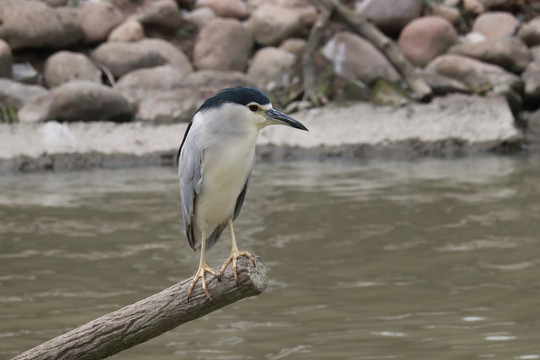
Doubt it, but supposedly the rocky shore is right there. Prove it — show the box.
[0,0,539,172]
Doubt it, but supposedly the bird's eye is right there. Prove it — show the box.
[248,104,259,112]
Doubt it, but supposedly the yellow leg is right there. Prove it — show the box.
[220,218,255,284]
[188,222,218,301]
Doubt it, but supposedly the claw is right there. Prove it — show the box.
[220,251,255,286]
[187,265,219,301]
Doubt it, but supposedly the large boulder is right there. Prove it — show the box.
[517,17,540,47]
[472,11,518,40]
[193,18,253,71]
[108,19,145,43]
[115,65,186,103]
[92,39,192,78]
[195,0,249,19]
[78,1,124,44]
[247,3,304,46]
[0,79,47,109]
[135,0,181,29]
[398,16,458,68]
[0,39,12,78]
[18,81,134,123]
[448,36,531,74]
[357,0,423,36]
[322,31,401,84]
[0,0,82,50]
[44,51,101,88]
[247,47,297,94]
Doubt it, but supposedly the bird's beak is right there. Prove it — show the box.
[265,108,308,131]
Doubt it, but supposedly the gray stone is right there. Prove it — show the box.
[0,0,82,50]
[0,79,48,109]
[182,7,216,28]
[322,31,401,85]
[12,62,38,84]
[247,3,303,46]
[137,39,193,75]
[0,39,12,78]
[137,87,219,123]
[280,38,307,58]
[247,47,297,92]
[108,19,145,43]
[92,41,165,78]
[115,65,187,103]
[193,18,253,71]
[18,81,134,123]
[398,16,458,68]
[78,1,124,44]
[195,0,249,19]
[183,70,254,87]
[135,0,181,29]
[472,11,518,40]
[427,54,522,93]
[448,36,531,74]
[356,0,423,36]
[517,17,540,47]
[44,51,101,88]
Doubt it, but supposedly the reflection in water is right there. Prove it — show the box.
[2,156,540,359]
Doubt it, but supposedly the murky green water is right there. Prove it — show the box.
[2,157,540,359]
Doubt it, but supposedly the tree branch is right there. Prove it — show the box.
[321,0,433,102]
[11,256,267,360]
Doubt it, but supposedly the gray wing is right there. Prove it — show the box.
[177,121,202,251]
[205,154,256,251]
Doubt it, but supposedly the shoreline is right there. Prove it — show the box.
[0,95,524,174]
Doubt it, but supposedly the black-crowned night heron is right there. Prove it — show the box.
[176,87,308,300]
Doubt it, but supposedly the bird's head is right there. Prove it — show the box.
[196,87,308,132]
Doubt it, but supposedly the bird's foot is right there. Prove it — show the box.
[220,250,255,286]
[188,265,219,301]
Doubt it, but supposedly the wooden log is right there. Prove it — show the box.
[320,0,433,102]
[11,256,267,360]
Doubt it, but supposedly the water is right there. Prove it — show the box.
[2,157,540,359]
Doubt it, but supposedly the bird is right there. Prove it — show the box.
[176,87,308,300]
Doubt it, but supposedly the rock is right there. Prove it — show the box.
[526,108,540,149]
[0,0,82,50]
[0,79,47,109]
[18,81,134,123]
[43,0,68,6]
[135,0,181,29]
[531,45,540,62]
[0,39,12,78]
[195,0,249,19]
[92,41,165,78]
[108,19,145,42]
[12,63,38,84]
[115,65,186,103]
[137,39,193,75]
[427,53,523,112]
[92,39,192,79]
[418,69,470,95]
[137,87,219,123]
[322,31,401,85]
[44,51,101,88]
[78,1,124,44]
[522,62,540,106]
[356,0,423,36]
[247,3,303,46]
[280,38,307,57]
[193,18,253,71]
[472,11,518,40]
[463,0,485,14]
[398,16,458,68]
[517,17,540,47]
[247,47,297,92]
[183,70,254,87]
[448,36,531,73]
[183,7,216,28]
[428,3,461,24]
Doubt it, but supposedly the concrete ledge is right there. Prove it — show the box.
[0,94,523,173]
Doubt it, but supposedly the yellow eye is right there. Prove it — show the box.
[248,104,259,112]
